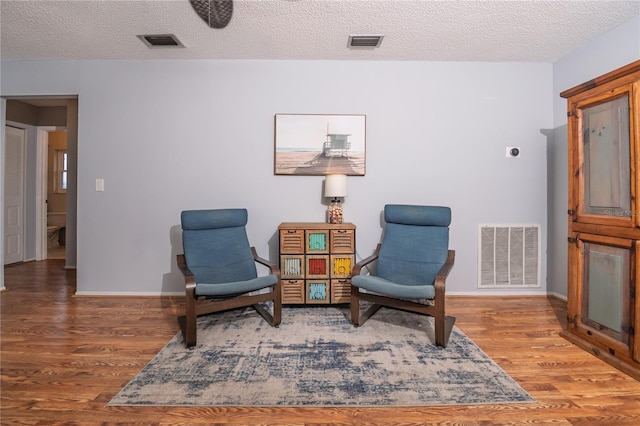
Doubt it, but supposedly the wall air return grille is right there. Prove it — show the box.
[478,225,541,288]
[348,35,384,48]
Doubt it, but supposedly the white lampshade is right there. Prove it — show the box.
[324,174,348,198]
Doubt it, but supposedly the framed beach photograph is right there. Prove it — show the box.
[274,113,366,176]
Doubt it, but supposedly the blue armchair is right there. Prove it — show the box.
[350,205,455,347]
[178,209,282,348]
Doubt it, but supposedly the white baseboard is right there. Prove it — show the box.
[447,290,549,296]
[74,291,185,297]
[546,291,568,301]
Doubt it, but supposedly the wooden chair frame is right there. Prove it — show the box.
[350,245,456,347]
[177,247,282,348]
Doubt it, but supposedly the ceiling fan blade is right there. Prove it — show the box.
[190,0,233,29]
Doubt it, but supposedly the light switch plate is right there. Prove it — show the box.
[95,178,104,192]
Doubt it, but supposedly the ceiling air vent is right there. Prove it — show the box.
[348,34,384,49]
[137,34,185,49]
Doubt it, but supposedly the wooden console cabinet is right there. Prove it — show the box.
[560,60,640,380]
[278,222,356,304]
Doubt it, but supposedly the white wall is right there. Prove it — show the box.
[1,59,552,295]
[553,16,640,128]
[547,16,640,299]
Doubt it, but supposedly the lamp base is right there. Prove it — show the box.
[328,200,343,224]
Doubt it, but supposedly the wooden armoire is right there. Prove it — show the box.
[560,60,640,380]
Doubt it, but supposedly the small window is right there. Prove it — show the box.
[54,150,68,193]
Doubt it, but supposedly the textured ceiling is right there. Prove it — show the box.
[0,0,639,62]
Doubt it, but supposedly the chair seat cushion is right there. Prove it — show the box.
[195,274,278,297]
[352,275,436,299]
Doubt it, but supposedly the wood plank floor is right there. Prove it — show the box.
[2,260,640,425]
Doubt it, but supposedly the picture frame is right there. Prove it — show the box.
[274,113,366,176]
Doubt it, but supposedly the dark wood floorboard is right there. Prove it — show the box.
[2,260,640,425]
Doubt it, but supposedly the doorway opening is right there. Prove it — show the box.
[2,96,78,291]
[46,130,68,260]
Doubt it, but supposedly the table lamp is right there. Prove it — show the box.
[324,174,347,224]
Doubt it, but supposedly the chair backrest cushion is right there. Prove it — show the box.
[377,205,450,286]
[181,209,257,284]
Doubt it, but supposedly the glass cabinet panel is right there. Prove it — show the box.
[581,241,631,345]
[581,95,631,218]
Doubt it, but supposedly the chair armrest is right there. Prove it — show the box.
[351,244,381,276]
[251,247,280,276]
[435,249,455,288]
[177,254,196,294]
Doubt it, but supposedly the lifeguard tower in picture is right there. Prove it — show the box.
[322,124,351,158]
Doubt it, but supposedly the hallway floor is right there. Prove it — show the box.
[47,245,65,260]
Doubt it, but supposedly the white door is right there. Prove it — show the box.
[4,126,25,265]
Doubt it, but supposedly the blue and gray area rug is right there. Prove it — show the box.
[109,305,534,407]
